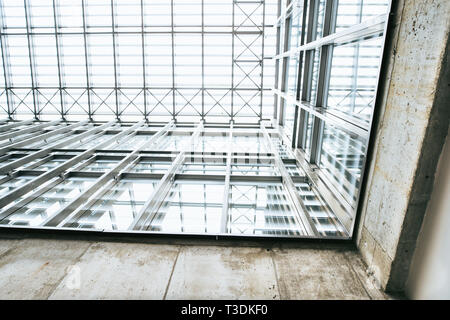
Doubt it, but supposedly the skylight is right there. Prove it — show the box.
[0,0,278,123]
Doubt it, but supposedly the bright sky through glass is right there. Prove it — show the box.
[0,0,278,123]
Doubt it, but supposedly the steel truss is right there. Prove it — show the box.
[0,0,277,124]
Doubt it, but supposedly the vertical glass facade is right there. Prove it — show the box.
[273,0,390,233]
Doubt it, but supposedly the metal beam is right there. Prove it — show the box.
[273,14,387,60]
[0,2,12,118]
[130,121,204,230]
[81,0,92,119]
[0,120,89,156]
[110,0,119,119]
[272,89,369,137]
[0,119,34,132]
[170,0,176,121]
[310,0,337,165]
[23,0,38,119]
[220,120,233,233]
[52,0,64,119]
[0,120,115,173]
[42,121,175,227]
[140,0,147,120]
[259,0,266,122]
[0,119,60,142]
[0,120,145,209]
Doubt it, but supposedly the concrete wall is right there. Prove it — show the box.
[356,0,450,293]
[405,127,450,299]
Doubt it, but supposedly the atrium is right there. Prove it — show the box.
[0,0,448,300]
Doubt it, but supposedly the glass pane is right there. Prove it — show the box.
[327,37,384,124]
[284,101,296,139]
[65,179,157,230]
[148,133,192,151]
[231,163,278,176]
[129,160,171,174]
[116,34,143,87]
[0,177,95,226]
[60,35,87,87]
[336,0,390,33]
[232,135,269,154]
[4,36,31,87]
[320,123,367,206]
[228,182,303,235]
[296,182,346,236]
[1,0,27,29]
[87,34,114,87]
[0,176,34,198]
[310,49,321,105]
[149,181,224,234]
[181,162,226,175]
[81,159,120,172]
[194,133,229,153]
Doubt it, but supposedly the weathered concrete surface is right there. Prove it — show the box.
[165,246,279,300]
[49,242,180,299]
[356,0,450,293]
[271,248,388,300]
[0,238,393,299]
[0,239,18,256]
[0,239,92,299]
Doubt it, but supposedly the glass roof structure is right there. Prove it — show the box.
[0,0,392,240]
[0,0,278,123]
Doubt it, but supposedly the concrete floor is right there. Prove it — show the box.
[0,237,394,300]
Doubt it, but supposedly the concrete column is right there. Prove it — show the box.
[356,0,450,293]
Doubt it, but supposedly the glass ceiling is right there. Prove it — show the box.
[0,0,278,123]
[0,0,392,240]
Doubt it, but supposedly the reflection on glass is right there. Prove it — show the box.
[148,133,192,151]
[150,181,224,234]
[26,132,73,149]
[181,163,226,175]
[0,178,94,226]
[327,37,384,123]
[0,176,34,198]
[228,182,302,235]
[287,55,299,97]
[317,0,327,37]
[289,2,304,49]
[272,137,294,159]
[336,0,390,33]
[232,163,278,176]
[232,135,268,154]
[320,123,366,206]
[81,160,119,172]
[111,134,150,150]
[129,160,171,174]
[64,133,113,150]
[194,134,229,153]
[310,49,321,104]
[285,163,304,176]
[304,112,313,155]
[296,183,346,236]
[66,179,157,230]
[284,102,296,139]
[27,158,69,171]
